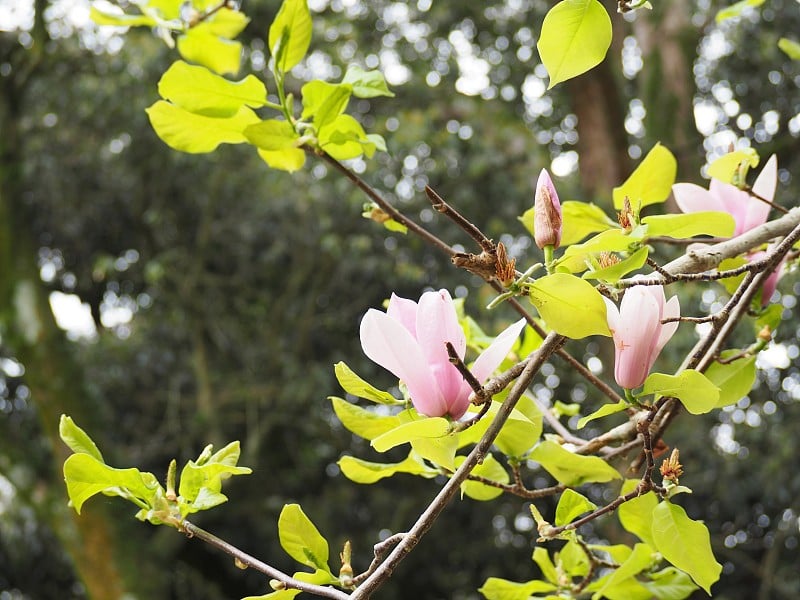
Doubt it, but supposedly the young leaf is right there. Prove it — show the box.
[528,273,612,339]
[617,479,659,548]
[529,440,621,486]
[555,489,597,526]
[715,0,766,23]
[411,432,458,470]
[556,201,618,246]
[59,415,104,463]
[642,212,735,239]
[532,547,559,584]
[478,577,558,600]
[651,501,722,594]
[245,119,300,151]
[330,397,401,441]
[158,61,267,116]
[457,403,542,458]
[192,7,250,39]
[242,569,336,600]
[337,453,437,484]
[642,567,698,600]
[278,504,332,574]
[256,147,306,172]
[706,148,759,183]
[537,0,612,88]
[779,37,800,60]
[90,6,156,27]
[558,539,590,578]
[371,417,451,452]
[591,543,656,600]
[319,114,374,160]
[613,143,677,210]
[641,370,720,415]
[704,352,757,407]
[63,453,160,515]
[146,101,260,153]
[269,0,313,72]
[333,361,401,404]
[177,30,243,76]
[342,65,395,98]
[457,453,509,501]
[178,456,251,515]
[582,246,649,284]
[577,400,628,429]
[301,81,352,127]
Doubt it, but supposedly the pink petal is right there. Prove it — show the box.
[752,154,778,203]
[672,183,725,214]
[614,287,661,389]
[386,293,419,337]
[360,309,447,417]
[654,294,680,357]
[415,290,466,402]
[604,297,620,334]
[470,318,527,384]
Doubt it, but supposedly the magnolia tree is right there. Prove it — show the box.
[58,0,799,598]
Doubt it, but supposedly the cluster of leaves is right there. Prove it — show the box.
[60,415,251,523]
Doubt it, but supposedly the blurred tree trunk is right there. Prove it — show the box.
[0,4,136,598]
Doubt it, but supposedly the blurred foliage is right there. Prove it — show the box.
[1,0,800,599]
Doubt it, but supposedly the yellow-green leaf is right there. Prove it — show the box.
[301,81,352,126]
[59,415,104,463]
[556,201,618,246]
[642,212,735,239]
[177,30,242,76]
[528,273,611,338]
[342,65,395,98]
[651,501,722,594]
[332,361,401,404]
[158,61,267,116]
[779,37,800,60]
[478,577,558,600]
[256,147,306,172]
[618,479,659,547]
[641,370,720,415]
[706,148,759,183]
[576,400,627,429]
[582,246,649,284]
[613,143,677,209]
[529,440,620,486]
[146,101,260,153]
[319,114,373,161]
[330,397,401,441]
[555,489,597,526]
[269,0,312,72]
[457,453,509,501]
[371,417,451,452]
[245,119,300,151]
[337,453,437,484]
[278,504,331,573]
[716,0,766,23]
[537,0,612,88]
[705,352,757,408]
[90,6,156,27]
[591,543,656,600]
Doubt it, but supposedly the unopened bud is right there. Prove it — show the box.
[533,169,562,250]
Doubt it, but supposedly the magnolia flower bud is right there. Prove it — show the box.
[534,169,562,249]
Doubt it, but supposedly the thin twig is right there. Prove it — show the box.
[179,520,350,600]
[425,185,494,252]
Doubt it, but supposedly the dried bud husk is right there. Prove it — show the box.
[495,243,517,286]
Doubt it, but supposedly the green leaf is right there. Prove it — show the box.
[618,479,659,548]
[529,440,621,486]
[319,114,374,160]
[59,415,104,463]
[177,444,251,515]
[301,81,352,127]
[641,370,720,415]
[532,547,559,584]
[642,567,698,600]
[457,453,509,501]
[193,7,250,39]
[457,403,542,458]
[528,273,611,338]
[478,577,558,600]
[586,573,653,600]
[555,489,597,526]
[330,397,401,441]
[342,65,395,98]
[177,30,242,76]
[756,302,783,334]
[537,0,612,88]
[779,37,800,60]
[642,212,736,239]
[558,539,590,577]
[591,543,656,600]
[577,400,628,429]
[157,61,266,116]
[716,0,766,23]
[146,101,260,153]
[410,432,458,470]
[242,569,336,599]
[278,504,331,573]
[613,143,677,210]
[245,119,300,151]
[704,352,757,408]
[337,453,437,484]
[706,148,759,183]
[558,228,644,274]
[90,6,156,27]
[256,147,307,172]
[651,501,722,594]
[582,246,649,284]
[63,453,160,515]
[371,417,451,453]
[269,0,313,72]
[333,362,401,404]
[557,201,618,246]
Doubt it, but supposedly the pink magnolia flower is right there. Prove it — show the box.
[672,155,778,237]
[604,284,680,390]
[534,169,562,249]
[360,290,526,419]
